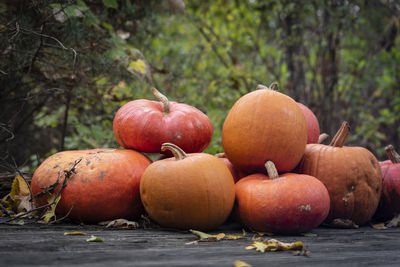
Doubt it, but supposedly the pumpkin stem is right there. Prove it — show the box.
[256,83,279,91]
[269,82,278,91]
[151,88,170,114]
[256,84,268,90]
[385,145,400,164]
[161,143,187,160]
[329,121,350,147]
[318,133,329,144]
[215,152,226,158]
[265,161,279,179]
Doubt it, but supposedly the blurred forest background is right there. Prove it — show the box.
[0,0,399,173]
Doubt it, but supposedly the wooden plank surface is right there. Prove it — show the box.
[0,219,400,267]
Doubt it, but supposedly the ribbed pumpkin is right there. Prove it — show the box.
[374,145,400,220]
[222,84,307,174]
[235,161,330,234]
[140,143,235,230]
[113,88,213,154]
[31,148,151,223]
[298,122,382,226]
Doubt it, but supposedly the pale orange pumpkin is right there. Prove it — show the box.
[298,122,382,226]
[222,83,307,174]
[140,143,235,230]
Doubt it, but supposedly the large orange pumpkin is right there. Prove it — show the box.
[113,88,213,154]
[298,122,382,226]
[235,161,330,234]
[31,148,151,223]
[222,84,307,173]
[140,143,235,230]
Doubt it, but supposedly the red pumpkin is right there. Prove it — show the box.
[298,122,382,226]
[31,148,151,223]
[235,161,330,234]
[374,145,400,220]
[222,84,308,174]
[113,88,213,154]
[140,143,235,230]
[297,102,320,144]
[215,153,246,183]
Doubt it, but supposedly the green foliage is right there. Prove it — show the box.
[1,0,400,172]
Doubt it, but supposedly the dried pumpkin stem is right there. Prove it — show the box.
[318,133,329,144]
[256,82,279,91]
[265,161,279,179]
[329,121,350,147]
[215,152,226,158]
[151,88,170,114]
[269,82,278,91]
[161,143,187,160]
[385,145,400,164]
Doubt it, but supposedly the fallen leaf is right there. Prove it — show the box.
[226,229,247,240]
[64,231,87,236]
[326,218,359,229]
[246,239,304,253]
[233,260,252,267]
[371,223,388,230]
[2,175,32,214]
[386,214,400,228]
[302,233,318,237]
[86,235,104,242]
[101,218,140,229]
[9,219,25,225]
[41,194,61,223]
[189,229,225,242]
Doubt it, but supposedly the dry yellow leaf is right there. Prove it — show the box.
[246,239,304,253]
[41,194,61,223]
[233,260,252,267]
[64,232,87,236]
[189,229,225,242]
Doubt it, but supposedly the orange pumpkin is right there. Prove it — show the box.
[140,143,235,230]
[298,122,382,226]
[222,84,307,174]
[235,161,330,234]
[31,148,151,223]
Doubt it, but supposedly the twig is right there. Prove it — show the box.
[48,205,73,224]
[0,202,14,216]
[0,123,15,142]
[3,158,82,223]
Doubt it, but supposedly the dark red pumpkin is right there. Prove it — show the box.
[31,148,151,223]
[235,161,330,234]
[374,145,400,220]
[113,88,213,154]
[297,102,320,144]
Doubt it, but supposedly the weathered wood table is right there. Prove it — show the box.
[1,218,399,266]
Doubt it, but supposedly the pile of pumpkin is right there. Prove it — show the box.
[30,84,400,233]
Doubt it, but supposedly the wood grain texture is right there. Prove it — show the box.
[0,220,400,266]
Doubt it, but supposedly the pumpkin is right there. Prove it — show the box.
[113,88,213,154]
[297,102,320,144]
[374,145,400,220]
[215,152,246,183]
[298,122,382,226]
[222,83,307,173]
[140,143,235,230]
[235,161,330,234]
[31,148,151,223]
